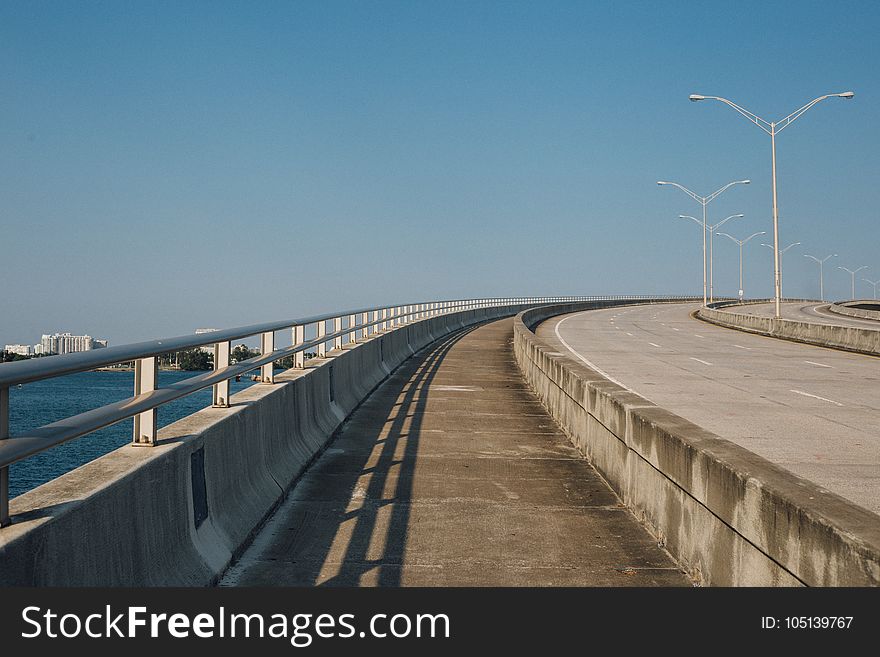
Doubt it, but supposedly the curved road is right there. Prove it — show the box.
[537,302,880,516]
[734,301,880,329]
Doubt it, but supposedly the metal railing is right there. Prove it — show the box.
[0,295,688,525]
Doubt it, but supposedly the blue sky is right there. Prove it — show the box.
[2,1,878,344]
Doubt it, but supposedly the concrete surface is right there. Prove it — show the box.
[738,301,880,329]
[221,318,690,587]
[540,302,880,515]
[517,302,880,586]
[0,303,538,586]
[699,302,880,356]
[828,301,880,322]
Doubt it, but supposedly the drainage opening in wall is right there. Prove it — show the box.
[329,365,335,402]
[191,447,208,528]
[379,338,384,362]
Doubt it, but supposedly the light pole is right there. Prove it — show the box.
[718,231,766,300]
[762,242,800,299]
[803,253,837,302]
[679,213,743,303]
[838,265,869,300]
[689,91,854,318]
[658,179,750,306]
[862,278,880,300]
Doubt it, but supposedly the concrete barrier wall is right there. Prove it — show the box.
[827,301,880,322]
[0,304,529,586]
[513,302,880,586]
[697,303,880,357]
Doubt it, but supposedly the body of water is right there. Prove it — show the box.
[7,369,258,498]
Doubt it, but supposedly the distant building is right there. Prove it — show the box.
[39,332,109,355]
[195,328,219,354]
[4,344,33,356]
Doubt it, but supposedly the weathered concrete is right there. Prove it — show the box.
[698,301,880,356]
[0,304,537,586]
[515,302,880,586]
[542,303,880,515]
[221,318,690,586]
[828,301,880,322]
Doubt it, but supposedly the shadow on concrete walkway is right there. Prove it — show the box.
[220,318,690,586]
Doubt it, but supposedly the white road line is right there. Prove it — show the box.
[733,345,750,350]
[626,332,634,336]
[804,360,832,369]
[790,390,844,407]
[614,326,621,330]
[672,327,680,331]
[690,357,712,366]
[693,334,704,339]
[553,315,648,397]
[648,342,661,348]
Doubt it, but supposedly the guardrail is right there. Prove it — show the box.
[827,300,880,321]
[697,299,880,357]
[0,295,677,527]
[513,300,880,586]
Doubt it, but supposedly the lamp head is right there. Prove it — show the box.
[657,181,669,185]
[838,91,855,99]
[739,180,751,185]
[689,94,706,102]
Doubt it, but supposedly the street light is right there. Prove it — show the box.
[689,91,854,318]
[803,253,837,302]
[679,213,743,303]
[862,278,880,300]
[838,265,869,300]
[718,231,766,300]
[762,242,800,299]
[657,179,750,305]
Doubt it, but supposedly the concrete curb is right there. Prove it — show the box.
[513,301,880,586]
[827,301,880,322]
[696,302,880,357]
[0,304,530,586]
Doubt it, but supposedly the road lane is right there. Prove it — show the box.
[537,302,880,515]
[735,301,880,329]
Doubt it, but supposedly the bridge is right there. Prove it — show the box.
[1,297,878,587]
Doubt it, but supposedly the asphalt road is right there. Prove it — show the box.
[735,301,880,329]
[536,302,880,516]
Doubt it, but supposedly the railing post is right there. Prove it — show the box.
[333,316,343,350]
[362,312,370,339]
[133,356,158,444]
[348,314,357,344]
[261,331,275,383]
[213,341,230,407]
[317,320,326,357]
[0,385,9,526]
[293,325,305,368]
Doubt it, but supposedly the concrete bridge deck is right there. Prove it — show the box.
[221,318,690,587]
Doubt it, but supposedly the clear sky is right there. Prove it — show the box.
[2,1,878,344]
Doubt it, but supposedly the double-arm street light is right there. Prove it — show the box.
[838,265,869,300]
[679,213,743,303]
[718,231,766,300]
[689,91,854,318]
[657,179,750,305]
[862,278,880,301]
[803,253,837,302]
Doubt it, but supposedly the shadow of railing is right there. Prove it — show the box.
[283,325,478,586]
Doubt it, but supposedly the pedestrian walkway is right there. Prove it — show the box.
[220,318,689,586]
